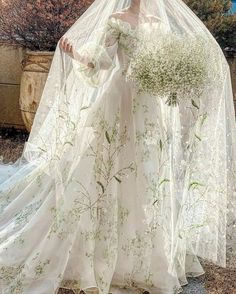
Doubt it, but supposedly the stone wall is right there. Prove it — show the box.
[0,42,26,129]
[0,44,236,130]
[226,51,236,111]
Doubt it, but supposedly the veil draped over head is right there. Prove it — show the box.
[0,0,236,293]
[25,0,236,262]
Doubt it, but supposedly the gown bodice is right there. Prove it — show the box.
[106,17,168,76]
[72,16,168,87]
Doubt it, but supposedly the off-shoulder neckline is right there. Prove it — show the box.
[109,16,163,32]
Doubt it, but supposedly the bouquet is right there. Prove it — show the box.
[126,32,220,106]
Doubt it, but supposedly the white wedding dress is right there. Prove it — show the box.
[0,11,235,294]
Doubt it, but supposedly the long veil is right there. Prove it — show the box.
[0,0,236,293]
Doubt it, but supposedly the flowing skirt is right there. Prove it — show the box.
[0,70,222,294]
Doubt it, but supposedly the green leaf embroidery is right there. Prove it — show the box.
[80,106,90,111]
[153,199,159,205]
[114,176,122,183]
[194,134,201,141]
[190,224,205,229]
[191,99,199,110]
[188,182,204,190]
[97,181,105,193]
[34,260,50,277]
[200,112,208,126]
[38,147,47,152]
[159,178,170,187]
[63,141,73,146]
[159,139,163,151]
[105,131,111,144]
[70,121,76,130]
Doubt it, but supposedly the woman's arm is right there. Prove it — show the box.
[59,37,95,69]
[59,16,120,71]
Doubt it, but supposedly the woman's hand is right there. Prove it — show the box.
[59,36,95,69]
[59,37,74,58]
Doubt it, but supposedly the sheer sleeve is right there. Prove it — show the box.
[72,17,120,87]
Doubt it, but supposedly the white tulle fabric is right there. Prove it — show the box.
[0,0,236,293]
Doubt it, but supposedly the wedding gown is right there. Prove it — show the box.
[0,15,235,294]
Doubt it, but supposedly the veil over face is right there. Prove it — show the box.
[0,0,236,293]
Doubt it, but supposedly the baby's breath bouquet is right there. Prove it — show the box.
[126,31,219,106]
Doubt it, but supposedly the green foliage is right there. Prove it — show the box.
[184,0,236,49]
[0,0,93,51]
[0,0,235,50]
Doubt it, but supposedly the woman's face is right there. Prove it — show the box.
[131,0,141,6]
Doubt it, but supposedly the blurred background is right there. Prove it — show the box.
[232,0,236,11]
[0,1,236,293]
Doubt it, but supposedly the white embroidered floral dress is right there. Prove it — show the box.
[0,17,205,294]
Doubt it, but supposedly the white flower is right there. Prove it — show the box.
[126,32,221,105]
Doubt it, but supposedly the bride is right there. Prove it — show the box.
[0,0,236,293]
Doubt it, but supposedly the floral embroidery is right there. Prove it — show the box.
[0,13,233,294]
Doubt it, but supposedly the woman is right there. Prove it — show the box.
[0,0,236,293]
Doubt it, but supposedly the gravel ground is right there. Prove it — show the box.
[1,127,236,294]
[0,127,28,163]
[182,276,206,294]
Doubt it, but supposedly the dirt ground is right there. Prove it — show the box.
[0,127,236,294]
[204,262,236,294]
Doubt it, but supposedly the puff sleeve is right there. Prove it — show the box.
[72,17,121,87]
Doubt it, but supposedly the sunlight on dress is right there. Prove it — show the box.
[0,1,236,293]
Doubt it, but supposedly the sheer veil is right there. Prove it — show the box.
[0,0,236,292]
